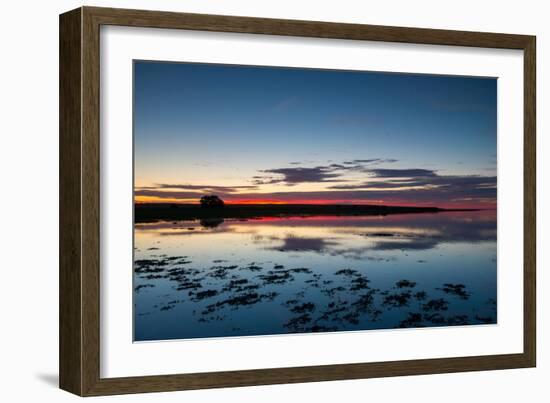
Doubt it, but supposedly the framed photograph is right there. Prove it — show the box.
[59,6,536,396]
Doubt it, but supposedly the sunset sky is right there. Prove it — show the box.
[134,61,497,208]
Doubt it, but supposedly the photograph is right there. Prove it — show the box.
[132,61,498,341]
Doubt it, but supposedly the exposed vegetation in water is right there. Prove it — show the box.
[134,250,496,338]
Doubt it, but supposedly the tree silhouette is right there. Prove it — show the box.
[200,195,225,208]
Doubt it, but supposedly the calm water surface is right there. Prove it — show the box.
[134,211,497,341]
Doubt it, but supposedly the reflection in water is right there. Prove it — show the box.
[134,211,497,341]
[199,217,225,228]
[269,235,338,253]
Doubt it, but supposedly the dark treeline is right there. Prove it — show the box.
[135,203,475,223]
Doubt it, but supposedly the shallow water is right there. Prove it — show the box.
[134,211,497,341]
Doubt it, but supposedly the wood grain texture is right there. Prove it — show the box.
[85,354,532,396]
[85,6,532,49]
[81,6,102,396]
[59,7,82,396]
[59,6,537,396]
[523,37,536,367]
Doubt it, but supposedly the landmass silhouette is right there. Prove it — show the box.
[135,198,477,223]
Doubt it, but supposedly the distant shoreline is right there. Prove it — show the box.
[134,203,480,223]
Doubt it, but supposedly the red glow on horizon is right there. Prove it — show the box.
[224,199,289,205]
[224,199,495,210]
[135,196,496,210]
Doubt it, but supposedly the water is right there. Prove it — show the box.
[134,211,497,341]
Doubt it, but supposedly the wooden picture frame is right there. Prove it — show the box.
[59,6,536,396]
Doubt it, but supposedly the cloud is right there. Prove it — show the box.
[329,181,422,190]
[326,169,496,205]
[271,96,299,112]
[136,185,496,207]
[135,189,205,199]
[252,158,400,185]
[137,184,259,193]
[254,166,343,185]
[135,183,260,200]
[343,158,398,165]
[367,168,437,178]
[135,159,496,208]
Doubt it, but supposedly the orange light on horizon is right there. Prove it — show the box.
[134,195,496,210]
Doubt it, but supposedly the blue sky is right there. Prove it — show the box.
[134,61,497,207]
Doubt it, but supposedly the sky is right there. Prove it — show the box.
[134,61,497,208]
